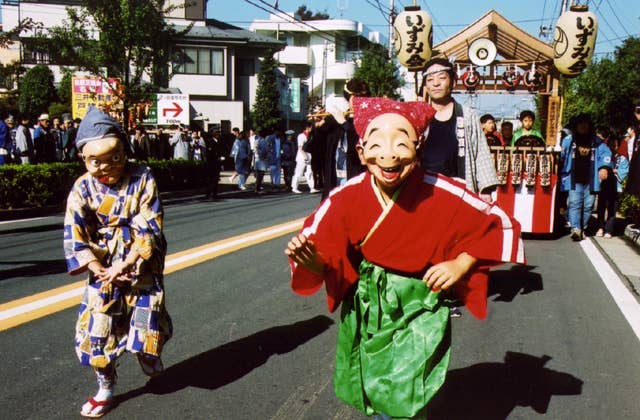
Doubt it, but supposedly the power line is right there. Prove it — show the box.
[605,0,631,37]
[243,0,349,49]
[593,0,622,44]
[420,0,448,40]
[365,0,390,22]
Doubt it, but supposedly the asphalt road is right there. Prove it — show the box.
[1,192,639,419]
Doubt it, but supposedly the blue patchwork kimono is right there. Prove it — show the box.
[64,163,172,368]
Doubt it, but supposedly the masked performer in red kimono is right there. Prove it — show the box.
[64,105,172,418]
[285,97,525,418]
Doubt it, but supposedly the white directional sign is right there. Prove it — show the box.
[157,94,189,126]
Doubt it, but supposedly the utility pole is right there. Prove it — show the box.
[388,0,395,58]
[321,40,328,105]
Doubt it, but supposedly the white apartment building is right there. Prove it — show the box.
[250,12,383,120]
[0,0,284,130]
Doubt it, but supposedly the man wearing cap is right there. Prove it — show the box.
[421,58,499,202]
[286,97,523,418]
[559,113,611,241]
[33,113,56,163]
[63,105,172,418]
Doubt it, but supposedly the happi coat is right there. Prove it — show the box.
[64,163,172,369]
[289,167,525,417]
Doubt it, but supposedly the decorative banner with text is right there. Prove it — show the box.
[72,77,121,120]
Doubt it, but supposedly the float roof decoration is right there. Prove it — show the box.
[433,9,555,88]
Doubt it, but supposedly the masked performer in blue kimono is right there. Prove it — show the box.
[64,105,172,418]
[285,97,525,418]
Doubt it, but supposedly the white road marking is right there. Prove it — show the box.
[0,219,302,326]
[0,288,84,320]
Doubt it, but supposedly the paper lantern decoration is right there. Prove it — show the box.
[461,66,481,90]
[523,63,544,91]
[394,5,433,71]
[553,4,598,76]
[502,66,522,90]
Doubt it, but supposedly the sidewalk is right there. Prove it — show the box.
[591,225,640,299]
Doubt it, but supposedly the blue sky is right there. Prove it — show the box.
[210,0,639,118]
[210,0,640,57]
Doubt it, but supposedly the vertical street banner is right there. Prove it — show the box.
[290,78,301,113]
[72,77,121,119]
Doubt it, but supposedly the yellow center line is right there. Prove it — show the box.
[0,217,305,332]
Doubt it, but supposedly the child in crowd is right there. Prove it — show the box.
[64,105,172,418]
[285,97,524,418]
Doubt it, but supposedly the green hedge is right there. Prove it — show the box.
[0,159,209,209]
[620,191,640,226]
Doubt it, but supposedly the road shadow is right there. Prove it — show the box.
[0,259,67,281]
[116,315,334,404]
[488,265,543,302]
[427,352,583,419]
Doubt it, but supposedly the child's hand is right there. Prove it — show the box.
[285,233,325,275]
[97,260,133,286]
[423,252,477,292]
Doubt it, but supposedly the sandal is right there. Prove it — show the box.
[137,354,164,377]
[80,397,112,418]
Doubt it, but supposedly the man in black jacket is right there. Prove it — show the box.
[318,79,369,199]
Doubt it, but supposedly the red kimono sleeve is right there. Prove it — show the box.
[289,195,361,312]
[445,190,525,319]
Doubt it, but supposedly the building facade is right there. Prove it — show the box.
[0,0,284,130]
[249,12,382,120]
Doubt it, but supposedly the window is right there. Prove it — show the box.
[174,47,224,75]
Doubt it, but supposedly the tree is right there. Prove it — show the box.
[18,65,57,117]
[353,45,404,99]
[40,0,189,129]
[564,37,640,132]
[251,50,281,130]
[295,5,330,20]
[56,69,74,106]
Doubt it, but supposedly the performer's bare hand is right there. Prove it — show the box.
[285,233,325,274]
[423,252,477,291]
[598,168,608,181]
[97,260,132,286]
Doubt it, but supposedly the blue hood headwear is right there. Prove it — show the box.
[76,104,129,152]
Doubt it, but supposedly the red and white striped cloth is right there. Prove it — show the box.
[494,174,557,233]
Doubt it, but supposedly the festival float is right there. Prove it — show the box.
[397,5,597,233]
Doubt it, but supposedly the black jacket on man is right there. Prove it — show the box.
[319,115,365,199]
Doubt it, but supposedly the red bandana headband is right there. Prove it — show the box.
[352,97,436,145]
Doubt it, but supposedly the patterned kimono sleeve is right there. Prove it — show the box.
[130,169,165,261]
[290,195,360,312]
[64,182,98,275]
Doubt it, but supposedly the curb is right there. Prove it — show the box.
[624,224,640,250]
